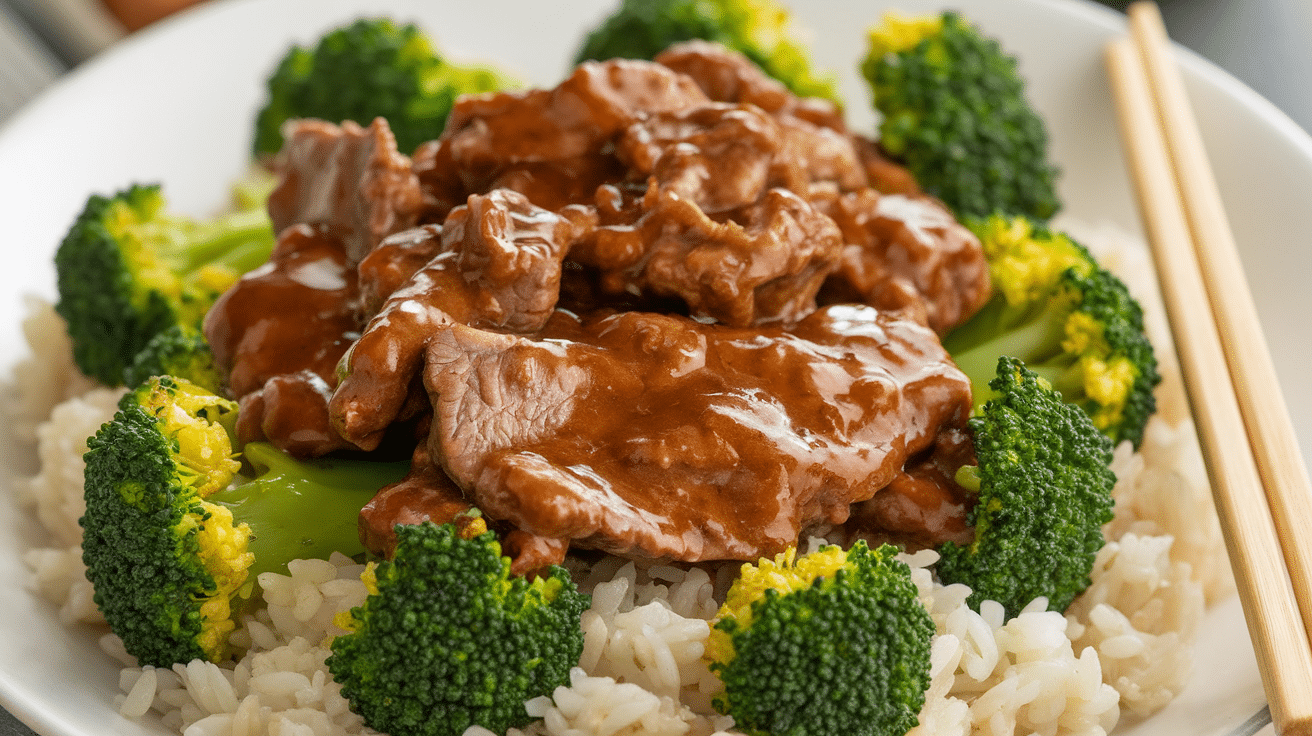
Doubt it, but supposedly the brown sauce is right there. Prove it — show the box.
[218,46,993,566]
[422,305,972,561]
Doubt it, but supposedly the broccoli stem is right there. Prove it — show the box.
[168,208,276,276]
[209,442,408,580]
[949,306,1071,394]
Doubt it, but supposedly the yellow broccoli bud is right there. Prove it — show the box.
[976,215,1090,307]
[866,11,943,59]
[139,377,239,497]
[191,502,254,660]
[707,544,850,665]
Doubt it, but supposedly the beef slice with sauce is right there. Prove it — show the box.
[413,58,710,216]
[816,189,991,335]
[268,117,423,264]
[203,224,363,456]
[653,40,866,192]
[332,189,580,451]
[569,182,845,327]
[420,304,973,562]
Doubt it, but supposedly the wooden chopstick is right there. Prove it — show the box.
[1126,1,1312,638]
[1106,5,1312,734]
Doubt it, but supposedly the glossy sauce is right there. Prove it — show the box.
[204,224,360,398]
[220,49,994,565]
[423,304,973,561]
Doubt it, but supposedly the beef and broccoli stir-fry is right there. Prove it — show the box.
[204,43,992,575]
[57,7,1167,735]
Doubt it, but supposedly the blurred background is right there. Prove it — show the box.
[2,0,1311,136]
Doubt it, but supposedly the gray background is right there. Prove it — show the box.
[0,0,1307,734]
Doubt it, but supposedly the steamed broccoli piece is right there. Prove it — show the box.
[937,357,1116,619]
[253,17,514,156]
[122,324,225,395]
[575,0,837,100]
[862,11,1060,222]
[943,215,1160,448]
[327,520,589,736]
[54,184,274,386]
[705,541,933,736]
[80,376,407,666]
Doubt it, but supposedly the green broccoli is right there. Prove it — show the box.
[327,520,589,736]
[936,357,1116,619]
[121,324,225,395]
[705,540,934,736]
[80,375,408,666]
[862,11,1060,222]
[943,215,1160,448]
[54,184,275,386]
[230,164,278,212]
[253,17,514,156]
[574,0,837,100]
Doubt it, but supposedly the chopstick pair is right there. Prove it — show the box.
[1106,3,1312,733]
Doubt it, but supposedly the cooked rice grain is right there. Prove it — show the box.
[1,297,96,447]
[20,386,124,546]
[18,383,123,625]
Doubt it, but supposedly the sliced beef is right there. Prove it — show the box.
[356,224,446,318]
[204,224,359,398]
[655,40,845,131]
[655,39,795,115]
[359,439,473,558]
[202,224,362,456]
[219,50,1004,565]
[236,371,356,457]
[616,102,788,213]
[845,425,978,550]
[268,118,423,263]
[570,184,844,326]
[331,189,578,450]
[359,422,571,576]
[852,134,922,196]
[420,305,973,562]
[414,59,710,216]
[816,190,991,334]
[654,41,864,192]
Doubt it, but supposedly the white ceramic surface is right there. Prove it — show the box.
[1,0,1309,734]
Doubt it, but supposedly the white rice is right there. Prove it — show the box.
[1,296,97,449]
[14,349,124,625]
[101,552,374,736]
[8,217,1233,736]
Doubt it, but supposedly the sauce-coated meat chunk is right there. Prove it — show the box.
[268,118,423,263]
[421,305,973,561]
[332,189,579,451]
[203,224,362,456]
[817,190,991,334]
[571,185,844,326]
[655,40,864,191]
[415,59,709,215]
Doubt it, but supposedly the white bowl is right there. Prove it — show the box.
[2,1,1308,734]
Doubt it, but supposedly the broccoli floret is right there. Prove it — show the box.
[230,164,278,212]
[574,0,837,100]
[862,11,1060,222]
[327,520,589,736]
[943,215,1160,448]
[253,17,514,156]
[54,184,275,386]
[122,324,225,395]
[80,376,407,666]
[705,540,933,736]
[937,357,1116,619]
